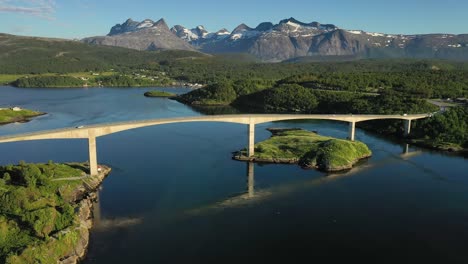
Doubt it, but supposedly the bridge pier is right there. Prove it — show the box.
[348,121,356,141]
[88,132,98,176]
[248,120,255,157]
[247,162,255,198]
[404,119,412,137]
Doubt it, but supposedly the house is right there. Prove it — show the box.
[11,107,22,111]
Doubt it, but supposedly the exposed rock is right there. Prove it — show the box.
[58,166,112,264]
[83,18,195,51]
[83,17,468,61]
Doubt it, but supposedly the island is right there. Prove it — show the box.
[0,107,45,125]
[0,161,111,264]
[144,90,176,98]
[233,128,372,172]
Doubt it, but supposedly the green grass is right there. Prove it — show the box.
[0,108,44,124]
[238,129,372,171]
[0,74,26,85]
[144,90,176,97]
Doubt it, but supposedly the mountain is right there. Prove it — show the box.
[83,18,195,51]
[170,24,230,47]
[83,17,468,61]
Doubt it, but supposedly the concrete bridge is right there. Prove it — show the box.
[0,114,430,176]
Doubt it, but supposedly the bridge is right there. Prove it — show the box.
[0,114,430,176]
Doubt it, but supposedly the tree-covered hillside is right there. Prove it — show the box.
[0,34,206,74]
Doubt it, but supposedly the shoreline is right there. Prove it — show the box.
[0,112,46,126]
[408,139,468,155]
[233,154,372,172]
[58,165,112,264]
[1,163,112,263]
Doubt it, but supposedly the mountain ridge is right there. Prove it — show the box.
[82,17,468,61]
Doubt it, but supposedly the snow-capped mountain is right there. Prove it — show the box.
[82,17,468,61]
[82,18,195,51]
[170,25,230,46]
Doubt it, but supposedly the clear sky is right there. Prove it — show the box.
[1,0,467,39]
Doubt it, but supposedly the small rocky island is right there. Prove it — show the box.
[0,107,45,125]
[144,90,176,98]
[0,162,111,263]
[233,128,372,172]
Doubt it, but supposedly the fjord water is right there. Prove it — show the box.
[1,86,467,263]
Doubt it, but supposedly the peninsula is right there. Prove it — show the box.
[0,107,45,125]
[144,90,176,97]
[0,162,111,264]
[234,128,372,172]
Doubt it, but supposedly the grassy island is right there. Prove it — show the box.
[0,161,111,263]
[144,90,176,97]
[234,128,372,172]
[0,108,45,125]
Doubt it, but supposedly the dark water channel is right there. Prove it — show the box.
[0,86,467,263]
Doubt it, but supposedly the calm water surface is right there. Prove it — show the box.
[0,86,467,263]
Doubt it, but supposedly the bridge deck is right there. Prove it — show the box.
[0,114,430,143]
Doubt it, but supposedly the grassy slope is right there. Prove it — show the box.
[0,109,44,124]
[237,129,372,171]
[0,162,86,263]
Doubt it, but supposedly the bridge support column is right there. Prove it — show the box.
[348,121,356,141]
[404,119,412,137]
[248,119,255,157]
[247,162,255,198]
[88,132,98,176]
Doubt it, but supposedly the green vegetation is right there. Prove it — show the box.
[0,108,44,125]
[279,70,468,98]
[144,90,176,97]
[0,33,206,74]
[412,106,468,151]
[235,129,372,171]
[0,74,25,85]
[176,79,272,105]
[0,162,104,263]
[12,72,174,88]
[14,76,85,88]
[96,74,172,87]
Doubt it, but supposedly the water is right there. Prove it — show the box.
[0,86,467,263]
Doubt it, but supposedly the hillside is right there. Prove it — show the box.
[0,33,206,74]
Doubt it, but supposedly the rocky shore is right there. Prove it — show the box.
[58,166,111,264]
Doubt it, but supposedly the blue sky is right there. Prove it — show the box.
[0,0,467,39]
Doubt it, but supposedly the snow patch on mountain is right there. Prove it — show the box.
[347,30,363,35]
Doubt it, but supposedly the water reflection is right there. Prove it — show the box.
[247,162,254,198]
[186,161,376,216]
[400,143,423,159]
[92,189,143,230]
